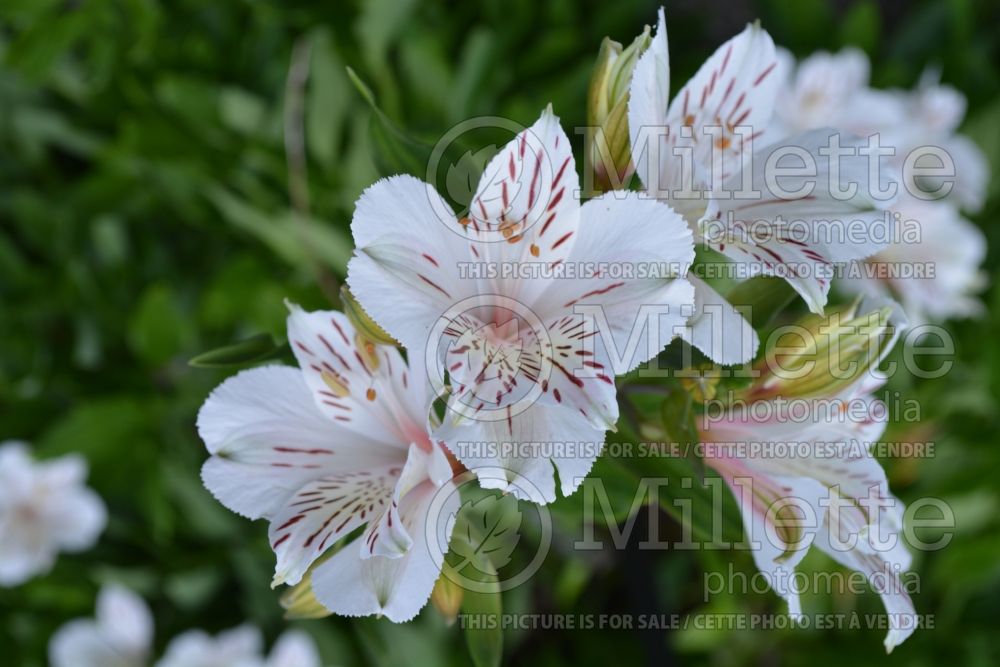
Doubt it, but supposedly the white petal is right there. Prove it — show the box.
[156,626,263,667]
[813,528,917,653]
[269,467,400,586]
[666,22,780,179]
[939,134,989,213]
[198,366,401,520]
[311,480,458,622]
[704,129,895,313]
[50,487,107,552]
[0,539,54,586]
[680,275,759,364]
[519,193,695,423]
[466,106,581,306]
[96,584,153,659]
[438,401,607,502]
[285,306,430,447]
[627,7,669,194]
[347,175,475,353]
[710,459,827,617]
[266,631,321,667]
[49,620,137,667]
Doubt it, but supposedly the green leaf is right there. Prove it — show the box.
[346,67,431,177]
[218,86,266,135]
[307,30,350,167]
[452,492,522,572]
[189,334,282,368]
[461,567,502,667]
[127,283,190,365]
[448,518,504,667]
[660,388,698,450]
[206,187,353,271]
[838,0,880,53]
[725,276,797,329]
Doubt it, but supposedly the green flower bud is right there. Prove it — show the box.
[743,297,906,400]
[279,557,333,620]
[341,284,397,346]
[431,568,464,626]
[585,26,652,195]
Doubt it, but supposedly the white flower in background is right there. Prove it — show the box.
[346,106,695,503]
[699,300,916,653]
[628,9,894,365]
[50,584,152,667]
[0,441,106,586]
[774,49,989,212]
[198,306,457,621]
[772,49,989,322]
[768,48,880,136]
[49,584,320,667]
[157,626,319,667]
[841,195,987,323]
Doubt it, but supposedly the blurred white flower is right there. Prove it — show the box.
[841,195,987,323]
[198,306,458,621]
[49,584,321,667]
[770,46,888,139]
[0,441,106,586]
[157,626,320,667]
[50,584,153,667]
[773,49,989,213]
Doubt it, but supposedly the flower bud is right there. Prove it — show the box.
[341,284,397,346]
[585,26,652,194]
[744,297,906,400]
[279,561,332,620]
[430,569,464,625]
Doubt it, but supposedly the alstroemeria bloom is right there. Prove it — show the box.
[50,584,152,667]
[773,49,988,213]
[628,9,895,364]
[698,302,916,653]
[841,194,986,323]
[0,441,106,586]
[157,626,319,667]
[197,306,456,622]
[347,107,695,503]
[50,584,321,667]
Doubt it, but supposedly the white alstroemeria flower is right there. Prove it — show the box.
[841,195,987,323]
[263,631,322,667]
[0,441,106,586]
[628,9,896,364]
[157,626,261,667]
[699,302,916,653]
[346,107,695,503]
[770,47,879,139]
[51,583,321,667]
[888,73,989,213]
[775,50,989,213]
[50,585,153,667]
[157,627,320,667]
[197,306,457,622]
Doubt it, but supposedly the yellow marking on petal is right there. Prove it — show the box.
[321,369,350,397]
[355,333,381,371]
[366,387,377,401]
[529,243,540,257]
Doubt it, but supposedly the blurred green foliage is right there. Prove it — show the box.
[1,0,999,666]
